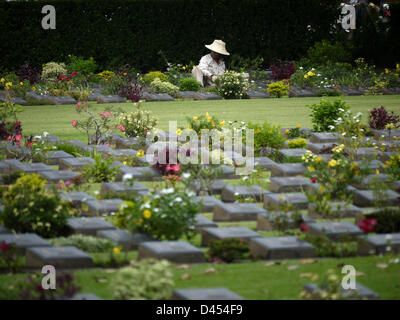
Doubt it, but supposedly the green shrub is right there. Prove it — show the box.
[267,80,289,98]
[214,71,249,99]
[287,137,307,149]
[365,208,400,234]
[110,259,174,300]
[305,40,352,66]
[67,56,97,75]
[248,122,286,155]
[178,77,201,91]
[150,78,179,97]
[307,98,350,132]
[83,151,119,183]
[41,62,67,83]
[1,174,70,238]
[143,71,168,85]
[117,105,158,138]
[49,234,116,253]
[206,238,249,263]
[304,234,357,257]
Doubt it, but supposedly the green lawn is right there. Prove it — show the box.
[19,95,400,142]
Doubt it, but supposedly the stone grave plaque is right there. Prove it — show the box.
[64,140,89,152]
[86,199,124,216]
[0,224,11,234]
[352,174,391,190]
[288,88,317,98]
[40,170,79,182]
[270,163,306,177]
[191,196,223,213]
[254,157,276,170]
[338,86,363,96]
[89,144,113,154]
[26,246,94,268]
[383,87,400,95]
[142,92,174,102]
[13,161,54,174]
[193,214,218,231]
[70,294,103,300]
[25,91,52,104]
[100,181,149,196]
[278,148,308,160]
[349,147,377,160]
[47,96,76,105]
[269,177,310,193]
[307,142,338,154]
[105,149,138,159]
[193,92,222,100]
[138,241,205,263]
[257,211,307,231]
[60,192,95,209]
[355,159,383,171]
[0,233,51,254]
[96,94,126,103]
[118,166,161,181]
[5,145,32,159]
[247,89,269,99]
[372,129,400,141]
[0,96,28,106]
[43,150,73,165]
[192,179,227,195]
[59,157,95,171]
[201,227,261,246]
[213,202,267,222]
[221,185,264,202]
[96,229,141,250]
[358,233,400,255]
[309,132,339,144]
[303,283,379,300]
[173,288,244,300]
[307,222,362,241]
[0,160,10,174]
[249,236,316,260]
[178,91,196,99]
[263,192,308,210]
[66,217,116,236]
[219,164,237,179]
[308,201,363,219]
[353,189,400,207]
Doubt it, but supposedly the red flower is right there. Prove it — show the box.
[0,241,11,252]
[311,177,317,183]
[300,223,308,232]
[358,218,377,233]
[166,164,181,174]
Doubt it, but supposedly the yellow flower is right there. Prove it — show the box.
[350,162,358,170]
[143,209,152,219]
[193,116,198,121]
[176,128,182,136]
[0,78,4,83]
[136,149,144,158]
[308,166,315,172]
[307,71,315,76]
[219,121,225,126]
[285,129,290,133]
[136,218,144,226]
[304,75,308,79]
[385,68,389,74]
[20,82,23,86]
[5,82,12,89]
[123,161,127,165]
[32,87,36,91]
[182,66,186,70]
[314,156,323,164]
[376,169,380,175]
[319,185,325,193]
[297,124,302,128]
[255,129,261,134]
[328,159,337,167]
[211,121,215,126]
[277,195,286,200]
[113,246,122,255]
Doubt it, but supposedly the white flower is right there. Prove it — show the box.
[182,173,191,179]
[94,191,99,195]
[161,187,174,194]
[174,197,182,202]
[42,131,49,137]
[123,173,133,181]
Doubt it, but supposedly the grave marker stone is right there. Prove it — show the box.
[270,163,306,177]
[40,170,79,182]
[201,227,262,246]
[213,202,267,222]
[307,222,362,241]
[86,199,124,216]
[269,177,310,193]
[191,196,224,213]
[67,217,116,236]
[173,288,244,300]
[43,150,73,165]
[193,92,222,100]
[353,189,400,207]
[303,283,379,300]
[263,192,308,210]
[358,233,400,255]
[138,241,205,263]
[0,233,51,254]
[309,132,339,144]
[221,185,264,202]
[59,157,95,171]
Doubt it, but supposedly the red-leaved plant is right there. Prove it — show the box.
[368,106,400,130]
[270,59,296,80]
[358,218,377,233]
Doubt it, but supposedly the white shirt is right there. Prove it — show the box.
[198,54,225,78]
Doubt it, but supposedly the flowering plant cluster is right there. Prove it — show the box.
[247,121,285,156]
[287,137,307,149]
[0,174,71,238]
[267,80,289,98]
[368,106,400,130]
[307,98,350,132]
[214,70,249,99]
[152,145,183,176]
[115,188,199,240]
[384,154,400,181]
[0,241,24,273]
[117,104,158,138]
[150,78,180,98]
[40,62,67,83]
[358,218,377,234]
[186,113,225,136]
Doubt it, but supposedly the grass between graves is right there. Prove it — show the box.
[19,95,400,142]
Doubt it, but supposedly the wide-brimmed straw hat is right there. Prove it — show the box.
[205,40,230,56]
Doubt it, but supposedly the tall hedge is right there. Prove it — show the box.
[1,0,396,73]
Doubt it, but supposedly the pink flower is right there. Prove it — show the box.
[0,241,11,252]
[72,120,77,127]
[105,143,110,147]
[300,223,308,232]
[6,135,12,141]
[358,219,377,233]
[100,112,113,118]
[15,134,21,142]
[65,181,71,187]
[118,125,126,132]
[57,181,63,190]
[27,141,33,147]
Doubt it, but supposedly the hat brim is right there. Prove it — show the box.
[205,44,230,56]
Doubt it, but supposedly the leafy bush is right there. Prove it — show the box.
[1,174,70,238]
[270,59,296,80]
[304,233,357,257]
[41,62,67,83]
[384,154,400,181]
[117,104,158,138]
[365,208,400,233]
[17,62,40,84]
[115,188,199,240]
[304,40,352,66]
[67,56,97,75]
[0,242,24,273]
[83,151,119,183]
[143,71,168,85]
[206,238,249,263]
[111,259,174,300]
[186,112,223,136]
[267,80,289,98]
[368,106,400,130]
[150,78,179,97]
[307,98,350,132]
[178,77,201,91]
[49,234,116,253]
[248,122,286,155]
[214,71,249,99]
[287,137,307,149]
[117,79,143,102]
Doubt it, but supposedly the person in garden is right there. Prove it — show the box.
[192,39,230,87]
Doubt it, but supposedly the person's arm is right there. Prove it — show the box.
[198,55,213,78]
